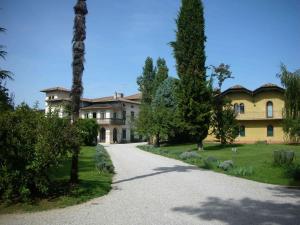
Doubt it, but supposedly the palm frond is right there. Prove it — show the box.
[0,69,13,80]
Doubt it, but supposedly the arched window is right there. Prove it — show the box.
[267,125,274,137]
[239,125,245,137]
[239,103,245,114]
[266,101,273,118]
[234,103,239,113]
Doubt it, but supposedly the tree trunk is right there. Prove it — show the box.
[70,146,79,184]
[155,133,160,148]
[197,141,204,151]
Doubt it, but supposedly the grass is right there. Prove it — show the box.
[0,146,113,214]
[138,143,300,186]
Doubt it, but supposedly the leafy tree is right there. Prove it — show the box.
[0,27,13,112]
[0,104,79,201]
[151,77,179,147]
[277,64,300,143]
[70,0,88,184]
[171,0,212,150]
[210,64,238,144]
[76,119,99,146]
[211,63,233,90]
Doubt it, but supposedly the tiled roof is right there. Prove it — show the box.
[125,93,142,100]
[222,84,284,96]
[40,87,70,93]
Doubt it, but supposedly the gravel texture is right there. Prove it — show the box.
[1,143,300,225]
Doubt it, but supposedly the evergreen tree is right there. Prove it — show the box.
[171,0,212,150]
[137,57,156,104]
[70,0,88,184]
[153,58,168,92]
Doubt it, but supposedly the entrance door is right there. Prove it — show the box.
[100,128,106,142]
[113,128,118,143]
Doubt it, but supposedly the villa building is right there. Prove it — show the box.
[41,87,141,144]
[42,83,286,144]
[206,83,285,143]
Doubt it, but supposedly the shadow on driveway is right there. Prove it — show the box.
[113,165,197,184]
[172,196,300,225]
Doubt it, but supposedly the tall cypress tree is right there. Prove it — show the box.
[153,58,168,93]
[171,0,212,150]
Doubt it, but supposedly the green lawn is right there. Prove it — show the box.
[0,146,113,214]
[138,143,300,186]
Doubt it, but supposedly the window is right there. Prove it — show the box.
[113,112,117,119]
[131,105,134,109]
[131,111,135,120]
[239,103,245,114]
[122,111,126,120]
[122,129,126,139]
[239,125,245,137]
[234,103,239,113]
[85,113,89,119]
[266,101,273,118]
[93,112,97,118]
[100,112,105,119]
[267,125,274,137]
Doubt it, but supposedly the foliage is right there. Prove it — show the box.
[95,145,114,174]
[171,0,212,150]
[179,151,201,160]
[273,150,294,166]
[211,98,239,144]
[76,119,98,146]
[210,63,234,90]
[229,166,254,177]
[136,57,171,146]
[285,164,300,181]
[151,77,180,146]
[210,64,238,144]
[218,160,234,171]
[137,57,156,105]
[0,104,80,202]
[70,0,88,184]
[0,26,13,112]
[0,146,113,214]
[277,64,300,143]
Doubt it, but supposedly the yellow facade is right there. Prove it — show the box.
[206,84,286,144]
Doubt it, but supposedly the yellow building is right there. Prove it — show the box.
[206,83,286,144]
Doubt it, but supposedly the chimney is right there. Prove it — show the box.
[114,92,124,99]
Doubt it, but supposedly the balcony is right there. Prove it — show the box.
[235,111,283,120]
[96,118,125,125]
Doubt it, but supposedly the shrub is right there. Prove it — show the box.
[95,145,114,173]
[0,104,80,202]
[218,160,234,171]
[285,164,300,181]
[273,150,295,166]
[76,119,98,146]
[202,156,219,169]
[179,151,201,160]
[230,166,254,176]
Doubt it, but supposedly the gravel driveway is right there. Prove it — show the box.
[1,143,300,225]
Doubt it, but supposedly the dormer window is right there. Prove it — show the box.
[266,101,273,118]
[234,103,239,113]
[239,103,245,114]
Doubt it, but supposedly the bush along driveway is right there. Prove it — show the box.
[138,143,300,186]
[0,145,113,214]
[1,143,300,225]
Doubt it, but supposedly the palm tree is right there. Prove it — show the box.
[0,27,13,81]
[70,0,88,184]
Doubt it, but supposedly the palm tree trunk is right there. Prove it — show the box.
[70,0,88,184]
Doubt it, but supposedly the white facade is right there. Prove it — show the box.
[41,87,141,144]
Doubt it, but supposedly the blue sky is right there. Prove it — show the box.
[1,0,299,108]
